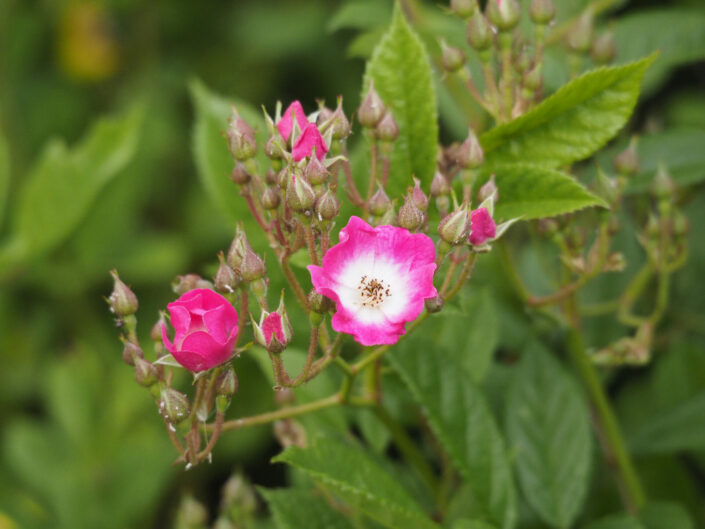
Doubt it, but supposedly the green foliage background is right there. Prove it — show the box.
[0,0,704,528]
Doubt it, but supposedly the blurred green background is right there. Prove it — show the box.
[0,0,704,528]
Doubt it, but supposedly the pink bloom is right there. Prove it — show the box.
[469,207,497,246]
[308,216,437,346]
[277,101,309,142]
[161,289,239,372]
[252,303,293,354]
[292,123,329,162]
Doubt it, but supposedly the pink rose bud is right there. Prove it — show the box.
[430,171,450,197]
[227,108,257,161]
[286,172,317,212]
[276,101,309,143]
[375,110,399,142]
[262,186,281,210]
[369,186,392,216]
[410,177,429,212]
[134,357,160,387]
[227,225,249,269]
[469,207,497,246]
[315,189,340,221]
[214,252,241,294]
[456,128,484,169]
[108,270,139,316]
[252,296,293,353]
[398,193,424,231]
[161,289,239,372]
[264,134,286,160]
[477,174,499,203]
[172,274,213,295]
[292,123,329,162]
[358,80,386,128]
[304,155,330,185]
[320,97,352,140]
[240,243,266,282]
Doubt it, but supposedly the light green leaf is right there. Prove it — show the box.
[0,130,9,230]
[637,502,694,529]
[453,520,498,529]
[3,105,142,263]
[189,79,266,225]
[328,0,392,33]
[613,10,705,96]
[481,55,655,169]
[388,347,516,529]
[505,344,592,528]
[583,515,644,529]
[482,164,606,220]
[260,487,356,529]
[273,437,440,529]
[363,4,438,194]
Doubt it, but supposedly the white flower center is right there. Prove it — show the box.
[357,275,391,307]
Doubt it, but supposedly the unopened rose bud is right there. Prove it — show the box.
[329,98,352,140]
[160,387,190,424]
[591,30,616,64]
[477,175,499,203]
[172,274,213,295]
[216,365,238,397]
[227,226,248,269]
[398,194,424,231]
[230,163,251,185]
[567,11,593,54]
[529,0,556,25]
[265,168,278,186]
[438,204,471,244]
[252,297,293,354]
[176,496,208,528]
[613,137,639,176]
[358,80,386,128]
[651,164,674,199]
[430,171,451,197]
[410,178,429,212]
[286,173,316,212]
[264,135,285,160]
[262,186,281,210]
[304,156,330,185]
[467,12,492,51]
[227,108,257,161]
[134,357,159,387]
[486,0,520,31]
[215,252,241,294]
[315,190,340,221]
[308,289,333,314]
[108,270,139,316]
[451,0,477,18]
[369,186,392,216]
[441,40,466,73]
[376,110,399,142]
[240,244,266,282]
[469,207,497,246]
[524,64,542,91]
[221,473,257,519]
[122,340,144,366]
[316,104,334,126]
[425,294,445,313]
[456,128,484,169]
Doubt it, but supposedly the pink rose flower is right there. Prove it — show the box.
[276,101,309,142]
[469,207,497,246]
[292,123,329,162]
[161,289,239,372]
[308,216,437,346]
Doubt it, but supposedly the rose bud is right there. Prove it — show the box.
[451,0,477,19]
[308,289,333,314]
[108,270,138,316]
[227,107,257,161]
[159,387,191,424]
[276,101,309,143]
[567,11,593,54]
[613,137,639,176]
[262,186,281,210]
[410,177,429,212]
[264,134,286,160]
[592,30,616,64]
[286,172,316,212]
[369,186,392,216]
[425,294,445,313]
[252,296,293,354]
[304,155,330,185]
[486,0,520,32]
[438,203,471,245]
[398,194,424,231]
[456,128,484,169]
[265,168,278,186]
[469,207,497,246]
[214,252,241,294]
[320,97,352,140]
[215,365,238,413]
[441,40,466,73]
[226,224,249,269]
[467,12,492,51]
[358,80,386,128]
[376,110,399,143]
[172,274,213,295]
[240,244,266,282]
[230,163,251,185]
[316,104,335,126]
[161,289,239,372]
[315,189,340,221]
[477,174,499,203]
[430,171,450,197]
[134,357,160,387]
[529,0,556,25]
[122,340,144,366]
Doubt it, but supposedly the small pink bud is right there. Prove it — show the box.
[262,186,281,210]
[369,186,392,216]
[122,340,144,366]
[252,301,293,354]
[134,357,160,387]
[315,189,340,221]
[265,168,278,186]
[438,204,471,244]
[276,101,309,143]
[410,178,429,212]
[455,128,484,169]
[477,175,499,203]
[469,207,497,246]
[613,137,639,176]
[227,226,248,269]
[292,123,329,162]
[230,163,251,185]
[358,80,386,128]
[214,252,241,294]
[398,194,424,231]
[304,156,330,185]
[240,244,266,282]
[172,274,213,295]
[264,135,286,160]
[286,172,316,212]
[430,171,450,197]
[375,110,399,142]
[215,365,238,397]
[227,108,257,161]
[321,98,352,140]
[108,270,139,316]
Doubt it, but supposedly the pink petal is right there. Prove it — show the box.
[161,322,176,354]
[178,331,234,371]
[292,123,329,162]
[469,207,497,246]
[262,312,285,344]
[166,304,191,338]
[276,101,309,142]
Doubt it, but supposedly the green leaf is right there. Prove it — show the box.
[452,520,498,529]
[260,487,356,529]
[388,347,516,529]
[0,130,9,230]
[505,344,592,528]
[637,502,694,529]
[481,164,606,220]
[189,79,266,225]
[3,105,142,263]
[328,0,392,33]
[613,10,705,96]
[363,4,438,194]
[481,55,655,169]
[273,437,440,529]
[582,515,644,529]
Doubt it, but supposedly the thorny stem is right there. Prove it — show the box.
[303,220,319,266]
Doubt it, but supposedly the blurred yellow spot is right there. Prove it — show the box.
[57,2,120,82]
[0,512,18,529]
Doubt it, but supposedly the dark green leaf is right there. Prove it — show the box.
[273,437,440,529]
[453,520,498,529]
[388,347,516,528]
[260,487,356,529]
[638,502,694,529]
[505,344,592,528]
[481,164,607,220]
[3,105,142,263]
[481,56,655,169]
[0,130,9,230]
[363,4,438,194]
[583,514,644,529]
